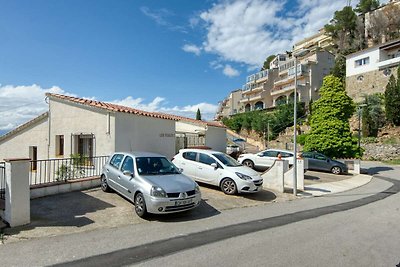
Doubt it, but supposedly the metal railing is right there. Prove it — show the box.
[0,162,5,200]
[29,156,109,186]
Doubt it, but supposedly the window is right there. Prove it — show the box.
[183,152,197,161]
[315,154,327,161]
[121,156,134,173]
[29,146,37,171]
[73,134,94,158]
[56,135,64,156]
[355,57,369,67]
[199,153,217,165]
[280,152,293,158]
[263,151,279,157]
[302,152,313,159]
[110,154,124,169]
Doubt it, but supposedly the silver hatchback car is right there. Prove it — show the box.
[101,152,201,218]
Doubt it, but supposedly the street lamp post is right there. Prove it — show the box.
[292,49,310,196]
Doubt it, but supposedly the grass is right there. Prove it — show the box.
[381,158,400,165]
[382,137,400,145]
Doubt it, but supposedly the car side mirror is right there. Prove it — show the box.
[123,170,134,178]
[257,153,263,157]
[178,168,184,173]
[327,159,330,163]
[211,163,218,169]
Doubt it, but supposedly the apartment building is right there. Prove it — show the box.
[270,50,334,106]
[215,89,243,119]
[239,69,277,112]
[292,29,333,54]
[346,38,400,102]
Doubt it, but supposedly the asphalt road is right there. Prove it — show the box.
[1,162,399,266]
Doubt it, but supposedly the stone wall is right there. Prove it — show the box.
[362,143,400,160]
[346,66,398,103]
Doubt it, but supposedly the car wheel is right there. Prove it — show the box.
[242,159,254,169]
[134,192,148,218]
[101,175,112,192]
[220,178,237,195]
[331,166,342,175]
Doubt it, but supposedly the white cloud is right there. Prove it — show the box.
[0,85,219,133]
[0,84,73,131]
[223,64,240,77]
[195,0,352,69]
[182,44,202,56]
[140,6,187,33]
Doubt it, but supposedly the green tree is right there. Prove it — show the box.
[304,75,359,158]
[361,94,385,137]
[196,108,202,120]
[261,55,276,70]
[385,67,400,126]
[355,0,380,14]
[324,6,358,53]
[330,53,347,81]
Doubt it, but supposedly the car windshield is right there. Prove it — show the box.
[135,157,180,175]
[212,153,242,167]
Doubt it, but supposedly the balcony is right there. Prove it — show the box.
[242,82,264,95]
[240,91,268,103]
[377,56,400,70]
[271,83,295,96]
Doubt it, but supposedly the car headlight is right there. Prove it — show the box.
[235,172,252,181]
[150,186,167,198]
[195,184,201,194]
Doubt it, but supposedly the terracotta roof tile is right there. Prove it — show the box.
[46,93,226,128]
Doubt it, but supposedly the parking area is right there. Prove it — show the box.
[2,169,351,243]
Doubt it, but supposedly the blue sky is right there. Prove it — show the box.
[0,0,364,132]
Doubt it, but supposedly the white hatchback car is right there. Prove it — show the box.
[172,149,263,195]
[237,149,294,169]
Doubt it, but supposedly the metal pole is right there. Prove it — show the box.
[267,121,270,147]
[358,106,361,151]
[293,57,298,196]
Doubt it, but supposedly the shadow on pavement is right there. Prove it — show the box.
[365,166,394,175]
[5,191,115,235]
[304,175,320,181]
[147,200,220,222]
[241,190,276,202]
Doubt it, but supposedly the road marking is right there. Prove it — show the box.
[54,176,399,267]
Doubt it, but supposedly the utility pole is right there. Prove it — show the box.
[267,120,270,148]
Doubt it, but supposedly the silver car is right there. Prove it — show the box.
[101,152,201,218]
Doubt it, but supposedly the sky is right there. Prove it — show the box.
[0,0,377,133]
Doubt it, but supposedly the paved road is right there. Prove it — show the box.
[1,162,399,266]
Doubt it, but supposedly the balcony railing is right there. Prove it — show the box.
[377,56,400,69]
[245,69,269,83]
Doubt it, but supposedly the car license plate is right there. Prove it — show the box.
[175,199,193,206]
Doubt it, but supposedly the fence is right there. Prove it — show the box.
[0,162,5,200]
[29,155,109,186]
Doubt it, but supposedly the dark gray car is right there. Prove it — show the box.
[302,151,348,175]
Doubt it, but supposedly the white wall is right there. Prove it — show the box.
[115,113,176,159]
[346,48,380,77]
[176,121,206,134]
[0,117,48,161]
[205,126,226,152]
[49,98,116,157]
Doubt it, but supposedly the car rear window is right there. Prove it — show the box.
[183,151,197,161]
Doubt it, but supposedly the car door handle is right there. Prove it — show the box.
[198,167,203,170]
[106,169,109,172]
[117,176,121,179]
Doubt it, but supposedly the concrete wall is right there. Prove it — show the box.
[0,117,48,161]
[114,112,176,159]
[49,98,116,157]
[205,126,226,152]
[176,121,206,134]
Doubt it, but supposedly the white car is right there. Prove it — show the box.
[237,149,294,169]
[172,149,263,195]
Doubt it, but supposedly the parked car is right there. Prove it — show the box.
[301,151,348,174]
[233,138,246,143]
[226,143,242,159]
[101,152,201,218]
[172,149,263,195]
[237,149,294,169]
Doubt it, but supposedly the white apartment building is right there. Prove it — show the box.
[346,38,400,102]
[215,89,243,119]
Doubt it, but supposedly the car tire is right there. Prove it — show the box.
[220,178,237,195]
[100,175,112,192]
[242,159,255,169]
[134,192,148,218]
[331,166,342,175]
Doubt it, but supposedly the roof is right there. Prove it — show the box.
[0,112,49,142]
[346,38,400,58]
[46,93,226,128]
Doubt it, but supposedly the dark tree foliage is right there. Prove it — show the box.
[385,67,400,126]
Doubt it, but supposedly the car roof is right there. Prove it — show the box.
[112,151,166,158]
[263,148,293,154]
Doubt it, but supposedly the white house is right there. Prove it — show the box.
[0,93,226,161]
[346,38,400,102]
